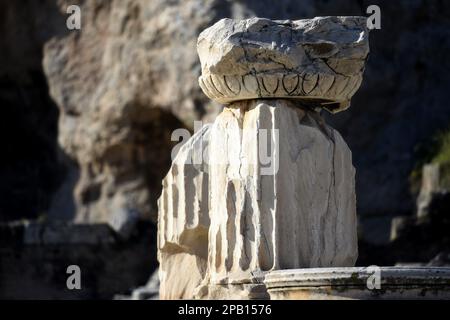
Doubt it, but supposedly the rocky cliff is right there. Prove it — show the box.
[1,0,450,299]
[1,0,450,239]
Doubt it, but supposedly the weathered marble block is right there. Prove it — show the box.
[158,125,211,299]
[197,99,357,299]
[158,99,358,299]
[198,17,369,113]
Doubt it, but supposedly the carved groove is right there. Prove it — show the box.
[209,75,225,96]
[224,75,241,95]
[282,74,300,95]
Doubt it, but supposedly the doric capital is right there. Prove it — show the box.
[197,17,369,113]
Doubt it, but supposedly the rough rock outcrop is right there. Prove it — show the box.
[38,0,450,241]
[417,164,445,219]
[43,0,215,231]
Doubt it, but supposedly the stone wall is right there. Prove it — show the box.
[0,221,157,299]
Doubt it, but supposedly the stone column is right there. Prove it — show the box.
[158,16,369,299]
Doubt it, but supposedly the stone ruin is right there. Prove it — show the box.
[157,17,450,299]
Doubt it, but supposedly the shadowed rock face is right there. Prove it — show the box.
[0,0,67,221]
[198,17,369,112]
[43,0,210,230]
[40,0,450,234]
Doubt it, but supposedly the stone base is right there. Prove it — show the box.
[264,267,450,300]
[195,283,269,300]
